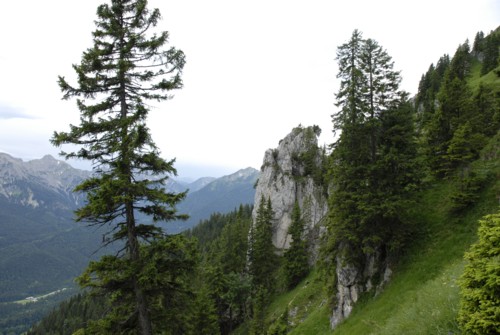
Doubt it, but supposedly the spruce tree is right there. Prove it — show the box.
[415,54,450,130]
[248,196,277,334]
[458,211,500,334]
[424,42,477,177]
[191,286,220,335]
[203,209,252,334]
[481,29,500,75]
[51,1,186,333]
[333,29,366,130]
[284,201,309,289]
[249,196,277,291]
[360,38,404,162]
[372,98,420,251]
[328,30,417,260]
[472,31,485,54]
[328,31,371,257]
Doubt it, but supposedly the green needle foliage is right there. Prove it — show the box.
[327,30,419,263]
[249,196,278,292]
[458,211,500,335]
[249,196,278,334]
[51,0,187,333]
[284,201,309,289]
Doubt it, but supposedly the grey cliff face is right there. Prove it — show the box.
[330,246,393,329]
[252,126,328,258]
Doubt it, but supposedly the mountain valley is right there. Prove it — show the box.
[0,153,257,333]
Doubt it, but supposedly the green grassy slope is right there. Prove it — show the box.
[331,154,499,335]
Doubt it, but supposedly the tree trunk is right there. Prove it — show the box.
[127,202,153,335]
[120,63,152,335]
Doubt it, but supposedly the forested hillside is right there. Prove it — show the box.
[22,3,500,334]
[0,153,256,334]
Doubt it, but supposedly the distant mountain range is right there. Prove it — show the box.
[172,167,259,232]
[0,152,258,304]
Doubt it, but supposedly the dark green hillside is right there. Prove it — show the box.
[28,206,254,335]
[0,202,107,303]
[185,204,253,248]
[0,154,255,334]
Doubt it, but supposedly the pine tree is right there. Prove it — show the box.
[191,286,220,335]
[250,196,277,291]
[360,38,404,162]
[424,41,478,177]
[415,55,451,138]
[79,236,199,334]
[447,41,472,81]
[458,211,500,334]
[372,98,420,251]
[203,210,252,334]
[481,29,500,75]
[51,1,186,333]
[328,30,417,260]
[249,286,268,335]
[284,201,309,289]
[248,196,277,334]
[415,55,450,131]
[446,122,476,170]
[472,83,500,138]
[333,29,367,131]
[472,31,485,54]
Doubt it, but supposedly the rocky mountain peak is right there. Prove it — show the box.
[0,153,89,209]
[221,167,259,183]
[252,125,328,258]
[0,152,27,179]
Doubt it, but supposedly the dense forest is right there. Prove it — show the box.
[12,0,500,334]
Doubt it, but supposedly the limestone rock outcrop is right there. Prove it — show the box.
[252,125,328,260]
[251,125,393,329]
[330,246,392,328]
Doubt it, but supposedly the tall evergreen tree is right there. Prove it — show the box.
[250,196,277,291]
[328,30,417,261]
[372,98,420,251]
[472,31,485,54]
[284,201,309,289]
[472,83,500,138]
[424,41,478,177]
[447,41,472,81]
[360,38,404,162]
[51,1,186,333]
[333,29,367,130]
[329,30,370,257]
[249,286,268,335]
[202,208,252,334]
[415,54,450,130]
[191,286,220,335]
[481,29,500,75]
[416,66,433,129]
[248,196,277,334]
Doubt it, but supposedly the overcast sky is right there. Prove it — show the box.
[0,1,498,179]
